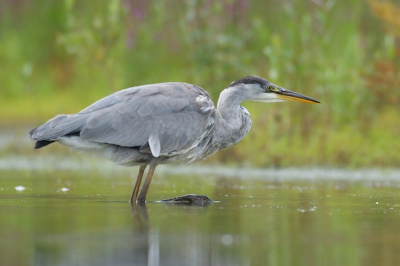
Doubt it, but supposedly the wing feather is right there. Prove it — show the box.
[80,83,216,155]
[30,82,216,156]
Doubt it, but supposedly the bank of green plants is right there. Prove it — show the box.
[1,0,399,167]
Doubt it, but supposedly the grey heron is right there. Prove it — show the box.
[29,76,320,203]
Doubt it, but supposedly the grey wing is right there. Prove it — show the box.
[80,83,216,156]
[29,88,124,142]
[31,82,216,157]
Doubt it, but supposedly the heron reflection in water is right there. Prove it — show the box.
[30,76,320,203]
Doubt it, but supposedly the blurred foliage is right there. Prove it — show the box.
[369,0,400,37]
[367,0,400,108]
[0,0,399,167]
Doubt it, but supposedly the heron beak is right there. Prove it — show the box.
[275,87,320,104]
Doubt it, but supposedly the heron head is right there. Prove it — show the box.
[228,76,320,104]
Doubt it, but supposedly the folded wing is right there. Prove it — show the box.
[30,82,216,157]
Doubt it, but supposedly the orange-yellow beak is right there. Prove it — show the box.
[275,88,320,104]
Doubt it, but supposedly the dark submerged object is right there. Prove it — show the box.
[160,194,213,205]
[29,76,320,202]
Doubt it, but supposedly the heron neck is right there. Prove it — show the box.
[216,88,244,119]
[215,89,252,146]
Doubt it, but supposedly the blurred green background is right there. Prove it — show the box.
[1,0,399,168]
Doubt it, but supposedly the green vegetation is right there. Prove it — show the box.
[1,0,399,167]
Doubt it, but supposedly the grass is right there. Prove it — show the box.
[1,0,399,167]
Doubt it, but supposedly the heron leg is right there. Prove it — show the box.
[136,164,157,202]
[130,165,147,202]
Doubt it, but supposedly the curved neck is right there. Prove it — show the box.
[217,88,244,118]
[214,88,252,147]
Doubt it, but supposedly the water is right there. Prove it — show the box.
[1,159,400,266]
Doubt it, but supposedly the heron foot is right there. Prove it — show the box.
[161,194,213,204]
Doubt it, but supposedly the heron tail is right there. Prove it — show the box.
[34,140,55,149]
[29,114,88,149]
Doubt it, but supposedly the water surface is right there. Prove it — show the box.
[1,160,400,266]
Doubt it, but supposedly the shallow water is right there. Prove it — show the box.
[1,161,400,266]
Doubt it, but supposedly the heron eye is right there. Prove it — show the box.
[267,86,279,92]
